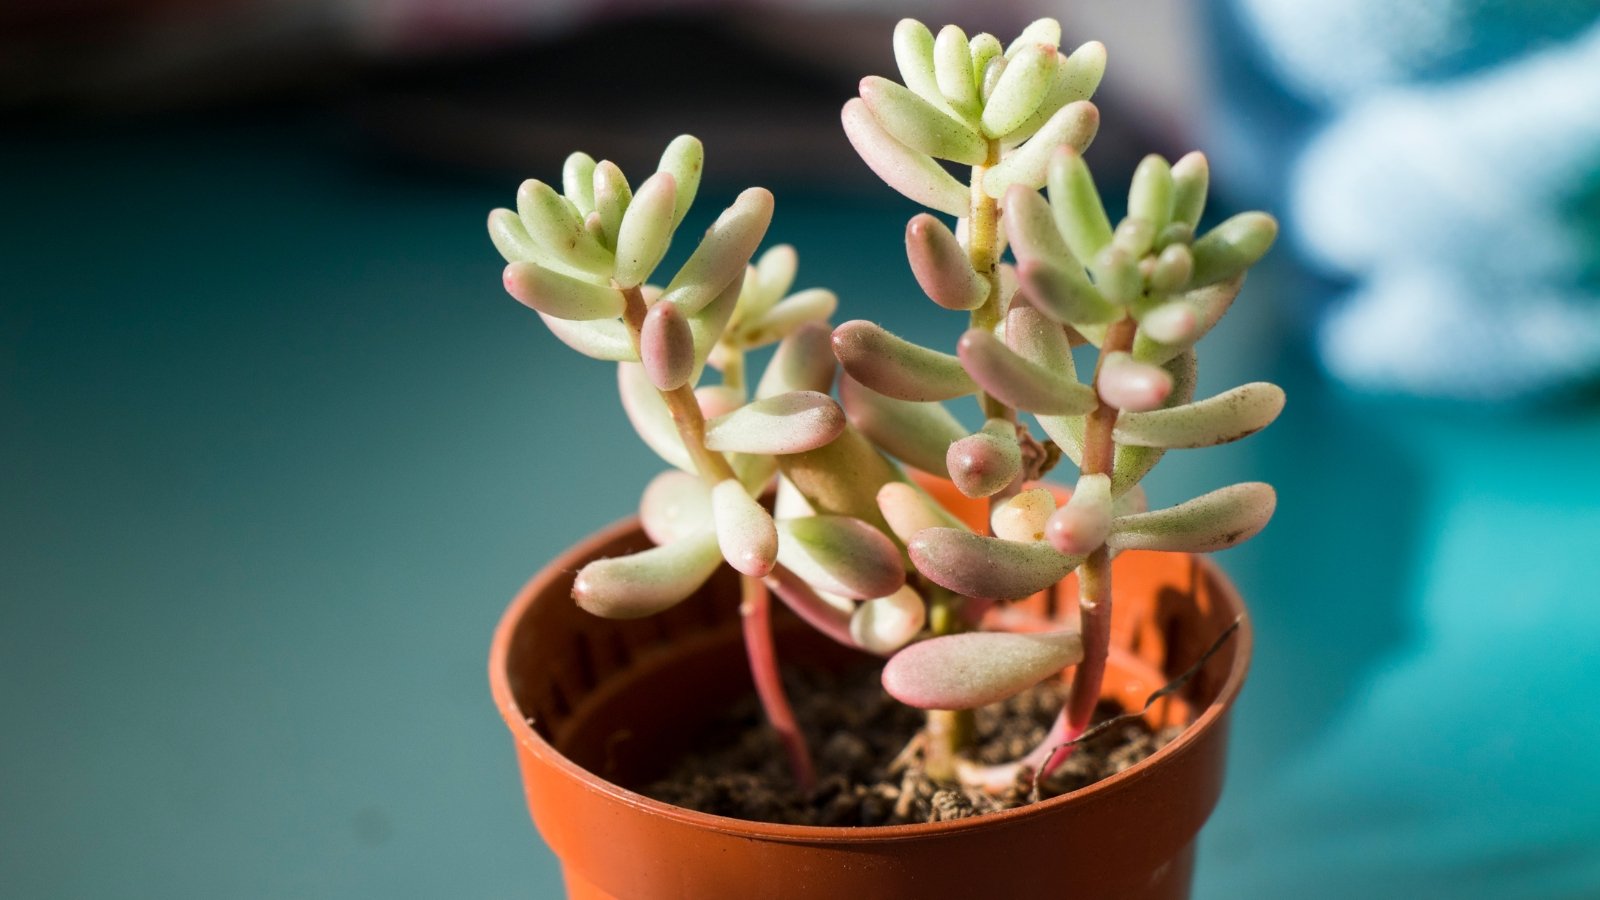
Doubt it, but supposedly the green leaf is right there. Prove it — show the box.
[909,528,1083,601]
[883,629,1082,709]
[660,187,775,315]
[906,213,989,311]
[1046,146,1114,264]
[613,171,677,288]
[1113,382,1285,448]
[515,179,614,276]
[573,529,722,619]
[656,135,703,230]
[502,262,625,321]
[755,322,837,398]
[617,362,694,473]
[981,42,1057,139]
[833,319,976,402]
[1127,154,1174,235]
[591,160,631,251]
[1004,41,1105,147]
[893,18,954,116]
[537,313,636,362]
[934,24,982,121]
[984,101,1099,197]
[561,152,597,216]
[1190,212,1277,287]
[1108,482,1277,552]
[860,75,987,165]
[703,391,846,455]
[711,479,778,577]
[840,374,965,477]
[842,99,970,217]
[1170,151,1209,229]
[777,515,906,600]
[958,327,1097,414]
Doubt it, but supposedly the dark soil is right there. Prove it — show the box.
[643,665,1183,826]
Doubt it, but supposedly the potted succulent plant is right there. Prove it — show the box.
[488,15,1282,900]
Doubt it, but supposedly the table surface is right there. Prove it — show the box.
[5,114,1599,899]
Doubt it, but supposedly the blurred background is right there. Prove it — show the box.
[4,0,1599,897]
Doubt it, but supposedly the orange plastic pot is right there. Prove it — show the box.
[490,481,1251,900]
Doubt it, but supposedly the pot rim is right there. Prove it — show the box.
[489,512,1252,845]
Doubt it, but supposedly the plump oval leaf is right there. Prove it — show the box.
[981,42,1055,138]
[933,24,981,120]
[877,481,968,543]
[561,152,597,215]
[613,171,677,288]
[659,187,774,315]
[503,262,625,321]
[756,322,837,398]
[703,391,845,455]
[1098,351,1174,412]
[1131,276,1243,364]
[537,313,636,362]
[958,328,1097,414]
[947,418,1023,498]
[991,486,1057,543]
[860,75,987,165]
[1190,212,1277,287]
[516,179,614,276]
[833,319,977,402]
[1004,40,1105,146]
[1108,482,1277,552]
[1046,473,1112,555]
[573,529,722,619]
[731,288,838,350]
[909,528,1082,601]
[617,362,694,472]
[906,213,989,311]
[1046,146,1113,264]
[640,470,713,544]
[850,585,927,654]
[640,299,695,391]
[893,18,954,116]
[711,479,778,577]
[840,375,965,476]
[984,100,1099,197]
[1127,154,1174,234]
[883,629,1083,709]
[591,160,631,250]
[842,98,969,217]
[1170,150,1210,230]
[776,515,906,600]
[656,135,703,230]
[1114,382,1285,449]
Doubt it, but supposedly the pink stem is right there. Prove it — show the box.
[740,574,816,792]
[763,564,870,654]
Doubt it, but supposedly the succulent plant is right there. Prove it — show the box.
[490,16,1282,797]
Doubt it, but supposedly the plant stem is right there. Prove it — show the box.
[620,283,813,786]
[740,573,816,792]
[1045,314,1137,775]
[620,286,737,483]
[916,142,1014,783]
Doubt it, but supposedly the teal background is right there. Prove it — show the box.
[4,112,1599,898]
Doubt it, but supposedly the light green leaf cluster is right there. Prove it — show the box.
[843,18,1105,215]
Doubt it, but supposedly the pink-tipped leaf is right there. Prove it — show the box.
[1108,482,1277,552]
[841,98,968,217]
[839,375,965,476]
[613,171,678,288]
[909,528,1083,601]
[1046,473,1112,555]
[906,214,989,311]
[1114,382,1285,448]
[711,479,779,577]
[876,481,968,543]
[573,529,721,619]
[1098,351,1173,412]
[946,418,1023,498]
[640,300,695,390]
[659,187,774,314]
[776,515,906,600]
[958,328,1097,415]
[883,629,1083,709]
[703,391,845,455]
[833,320,976,402]
[640,470,712,544]
[503,262,624,321]
[859,75,987,165]
[983,100,1099,197]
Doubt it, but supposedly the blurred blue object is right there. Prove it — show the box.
[1223,0,1600,399]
